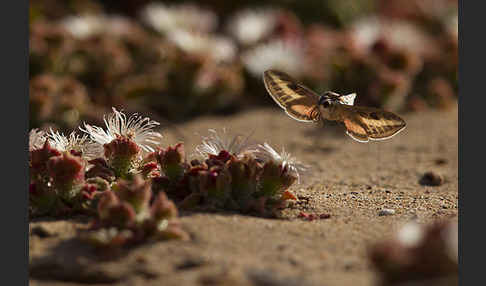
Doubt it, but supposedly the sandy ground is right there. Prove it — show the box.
[29,106,458,286]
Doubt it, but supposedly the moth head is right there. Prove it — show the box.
[319,91,340,107]
[318,96,332,108]
[318,91,341,119]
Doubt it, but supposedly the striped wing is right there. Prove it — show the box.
[263,70,320,122]
[341,105,406,142]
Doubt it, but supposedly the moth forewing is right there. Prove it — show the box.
[341,105,406,142]
[263,70,320,122]
[263,72,287,110]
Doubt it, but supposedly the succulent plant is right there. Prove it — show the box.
[145,130,306,217]
[81,174,189,248]
[29,137,107,217]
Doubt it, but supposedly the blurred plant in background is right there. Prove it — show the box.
[370,220,458,286]
[30,0,457,130]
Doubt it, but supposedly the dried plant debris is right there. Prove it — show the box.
[298,212,331,221]
[370,220,458,286]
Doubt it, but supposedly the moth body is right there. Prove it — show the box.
[317,96,344,122]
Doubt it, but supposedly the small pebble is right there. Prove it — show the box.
[176,257,206,270]
[419,171,445,186]
[319,213,331,219]
[378,209,395,216]
[434,158,448,165]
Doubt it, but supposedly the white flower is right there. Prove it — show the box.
[350,17,432,55]
[60,14,106,39]
[251,143,308,183]
[242,39,306,77]
[384,22,432,55]
[194,129,253,158]
[167,30,236,63]
[140,2,217,35]
[349,17,381,51]
[47,129,103,160]
[397,222,425,248]
[60,14,138,39]
[228,9,277,46]
[80,107,163,154]
[29,129,47,151]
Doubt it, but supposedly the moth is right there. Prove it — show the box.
[263,69,406,143]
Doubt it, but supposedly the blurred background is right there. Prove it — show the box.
[29,0,458,131]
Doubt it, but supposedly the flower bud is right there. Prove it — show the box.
[97,191,119,220]
[104,135,141,178]
[30,140,61,178]
[112,175,151,214]
[47,152,86,199]
[105,202,136,229]
[156,143,185,181]
[157,221,190,241]
[151,192,178,221]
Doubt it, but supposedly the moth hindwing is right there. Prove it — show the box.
[263,70,320,122]
[341,105,407,142]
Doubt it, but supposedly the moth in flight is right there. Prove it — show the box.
[263,70,406,143]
